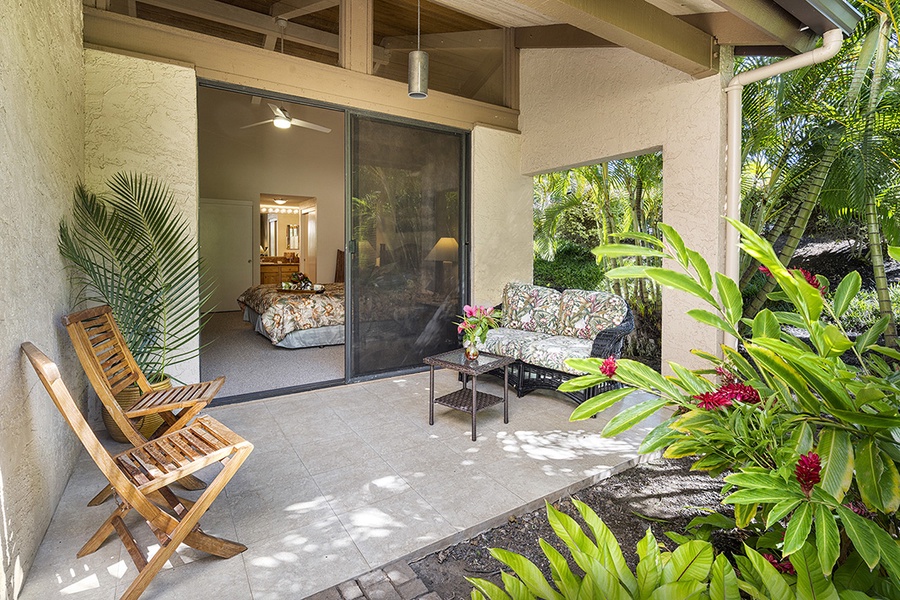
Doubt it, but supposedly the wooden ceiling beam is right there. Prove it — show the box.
[509,0,718,77]
[514,24,616,48]
[270,0,339,20]
[137,0,388,63]
[679,12,784,46]
[458,53,503,97]
[708,0,818,52]
[380,29,504,51]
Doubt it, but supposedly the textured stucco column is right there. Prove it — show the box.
[471,127,533,307]
[84,49,201,384]
[519,47,727,371]
[0,1,85,596]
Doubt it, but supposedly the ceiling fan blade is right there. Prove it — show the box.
[268,103,288,119]
[240,119,275,129]
[290,118,332,134]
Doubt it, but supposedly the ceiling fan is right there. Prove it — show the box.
[241,103,332,133]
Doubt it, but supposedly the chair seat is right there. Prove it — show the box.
[521,335,593,375]
[125,378,224,418]
[115,415,248,492]
[476,328,550,360]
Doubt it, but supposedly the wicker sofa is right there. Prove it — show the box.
[476,282,634,405]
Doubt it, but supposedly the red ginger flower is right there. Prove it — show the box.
[715,366,739,385]
[694,391,732,410]
[758,265,824,295]
[600,356,616,378]
[795,452,821,495]
[717,382,761,404]
[763,553,796,575]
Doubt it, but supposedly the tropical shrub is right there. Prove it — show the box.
[558,220,900,585]
[533,242,604,292]
[469,499,858,600]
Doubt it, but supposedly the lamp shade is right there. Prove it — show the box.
[408,50,429,99]
[426,237,458,262]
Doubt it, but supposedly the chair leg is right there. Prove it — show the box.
[88,484,115,507]
[78,502,130,557]
[120,446,252,600]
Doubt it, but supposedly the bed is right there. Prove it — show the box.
[237,283,345,348]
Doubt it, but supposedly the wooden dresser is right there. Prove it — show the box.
[260,261,300,284]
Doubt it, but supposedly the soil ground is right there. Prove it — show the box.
[410,458,728,599]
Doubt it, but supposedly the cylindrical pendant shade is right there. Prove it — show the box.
[408,50,429,99]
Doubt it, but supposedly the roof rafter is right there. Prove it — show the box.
[709,0,818,52]
[507,0,719,77]
[270,0,338,20]
[137,0,388,64]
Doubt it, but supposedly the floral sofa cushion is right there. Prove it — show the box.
[558,289,628,340]
[501,282,562,335]
[520,336,594,375]
[476,328,550,361]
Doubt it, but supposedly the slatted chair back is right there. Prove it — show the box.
[62,305,151,396]
[21,342,153,508]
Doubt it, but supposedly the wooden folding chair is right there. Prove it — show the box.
[22,342,252,600]
[63,305,225,502]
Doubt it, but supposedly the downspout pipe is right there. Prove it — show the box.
[723,28,843,345]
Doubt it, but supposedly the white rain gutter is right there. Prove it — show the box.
[723,28,843,345]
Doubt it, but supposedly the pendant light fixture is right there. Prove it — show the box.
[408,0,428,99]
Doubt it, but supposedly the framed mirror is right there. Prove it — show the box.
[287,224,299,250]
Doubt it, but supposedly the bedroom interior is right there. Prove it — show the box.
[197,84,468,399]
[197,85,347,399]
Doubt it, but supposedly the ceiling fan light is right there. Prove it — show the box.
[273,116,291,129]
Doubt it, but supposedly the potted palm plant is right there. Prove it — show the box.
[59,172,212,441]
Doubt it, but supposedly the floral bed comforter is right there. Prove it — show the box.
[237,283,345,345]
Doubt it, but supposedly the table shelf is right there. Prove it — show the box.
[434,388,504,414]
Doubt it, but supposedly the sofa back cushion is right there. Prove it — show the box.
[558,289,628,340]
[501,282,561,335]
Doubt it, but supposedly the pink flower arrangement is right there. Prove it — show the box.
[456,305,500,348]
[795,452,821,495]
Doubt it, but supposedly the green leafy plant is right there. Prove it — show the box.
[59,172,212,381]
[559,220,900,582]
[467,499,866,600]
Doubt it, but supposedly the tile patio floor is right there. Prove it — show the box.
[19,368,665,600]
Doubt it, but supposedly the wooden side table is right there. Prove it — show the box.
[423,349,515,441]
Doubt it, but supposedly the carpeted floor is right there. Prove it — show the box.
[200,311,344,398]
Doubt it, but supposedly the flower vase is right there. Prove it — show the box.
[464,344,479,361]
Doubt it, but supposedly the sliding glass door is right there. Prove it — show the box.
[348,114,467,378]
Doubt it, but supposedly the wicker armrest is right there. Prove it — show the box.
[590,306,635,359]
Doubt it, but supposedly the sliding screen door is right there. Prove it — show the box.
[348,114,467,378]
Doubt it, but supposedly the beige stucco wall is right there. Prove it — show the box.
[0,1,86,597]
[471,127,534,307]
[83,49,201,384]
[519,47,727,370]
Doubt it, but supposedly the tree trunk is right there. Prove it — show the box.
[863,14,897,347]
[744,143,840,318]
[633,176,647,303]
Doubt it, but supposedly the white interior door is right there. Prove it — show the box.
[200,199,254,313]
